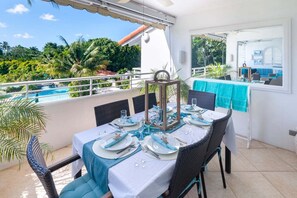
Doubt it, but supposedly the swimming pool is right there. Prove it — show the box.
[14,86,70,103]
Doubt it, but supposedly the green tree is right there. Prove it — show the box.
[192,37,226,68]
[0,99,46,162]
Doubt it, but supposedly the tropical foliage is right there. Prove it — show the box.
[192,36,226,68]
[0,99,47,162]
[0,38,141,83]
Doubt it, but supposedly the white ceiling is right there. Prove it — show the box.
[132,0,259,17]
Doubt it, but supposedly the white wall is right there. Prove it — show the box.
[141,28,172,74]
[0,89,141,170]
[169,0,297,151]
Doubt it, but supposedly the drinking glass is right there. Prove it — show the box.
[120,109,127,123]
[191,98,197,107]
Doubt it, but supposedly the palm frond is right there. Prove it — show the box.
[0,99,47,162]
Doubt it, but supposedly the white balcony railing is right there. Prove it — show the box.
[191,66,210,76]
[0,72,153,103]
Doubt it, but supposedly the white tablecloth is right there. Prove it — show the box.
[72,111,236,198]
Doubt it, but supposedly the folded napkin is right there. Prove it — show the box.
[103,132,129,149]
[151,134,177,151]
[125,117,136,124]
[190,115,212,124]
[184,105,194,111]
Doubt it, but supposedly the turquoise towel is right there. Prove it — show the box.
[151,134,177,151]
[216,83,233,108]
[205,82,219,94]
[82,140,141,193]
[103,132,129,149]
[232,85,248,112]
[193,80,207,91]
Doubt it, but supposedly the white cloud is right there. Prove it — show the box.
[40,13,57,21]
[0,22,7,28]
[6,4,29,14]
[14,33,33,39]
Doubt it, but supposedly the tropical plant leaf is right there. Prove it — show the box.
[0,99,47,162]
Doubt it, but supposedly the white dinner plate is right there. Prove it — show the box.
[93,137,139,159]
[145,133,180,155]
[112,118,138,127]
[181,104,203,112]
[184,116,212,127]
[100,133,133,151]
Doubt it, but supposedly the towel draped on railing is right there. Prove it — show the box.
[193,80,249,112]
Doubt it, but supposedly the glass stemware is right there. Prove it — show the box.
[191,98,197,107]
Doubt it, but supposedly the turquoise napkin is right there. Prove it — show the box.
[151,134,177,151]
[103,132,129,149]
[184,105,194,111]
[190,115,212,124]
[125,117,136,124]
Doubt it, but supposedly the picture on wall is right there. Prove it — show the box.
[253,50,263,65]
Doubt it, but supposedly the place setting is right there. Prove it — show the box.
[183,113,213,128]
[92,128,140,159]
[181,98,207,114]
[141,132,182,160]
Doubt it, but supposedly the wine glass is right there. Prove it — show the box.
[120,109,127,123]
[191,98,197,107]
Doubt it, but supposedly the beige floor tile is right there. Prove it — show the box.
[271,148,297,171]
[230,150,258,172]
[203,172,236,198]
[262,172,297,198]
[240,148,294,172]
[227,172,283,198]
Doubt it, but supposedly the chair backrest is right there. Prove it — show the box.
[269,76,282,86]
[167,129,212,198]
[132,93,157,114]
[252,73,260,80]
[225,75,231,80]
[94,99,130,126]
[27,136,59,198]
[187,90,216,111]
[205,109,232,161]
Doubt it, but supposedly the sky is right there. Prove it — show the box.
[0,0,141,50]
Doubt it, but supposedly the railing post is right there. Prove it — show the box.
[25,84,29,98]
[89,79,93,96]
[130,74,133,89]
[204,67,207,76]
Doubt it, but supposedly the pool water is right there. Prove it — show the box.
[15,86,70,103]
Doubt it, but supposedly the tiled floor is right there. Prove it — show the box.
[1,137,297,198]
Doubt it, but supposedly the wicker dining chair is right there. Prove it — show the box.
[200,109,232,198]
[132,93,157,114]
[26,136,112,198]
[162,128,212,198]
[187,90,216,111]
[94,99,130,126]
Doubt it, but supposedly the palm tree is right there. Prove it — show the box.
[0,41,11,56]
[59,37,107,77]
[0,99,46,162]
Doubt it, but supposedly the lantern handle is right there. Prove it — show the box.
[154,70,170,81]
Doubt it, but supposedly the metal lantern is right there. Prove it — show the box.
[145,70,181,131]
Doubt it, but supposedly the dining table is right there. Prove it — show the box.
[72,105,236,198]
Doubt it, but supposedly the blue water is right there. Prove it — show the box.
[15,86,70,103]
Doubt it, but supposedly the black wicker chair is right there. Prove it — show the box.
[162,129,212,198]
[132,93,157,114]
[200,109,232,198]
[26,136,112,198]
[187,90,216,111]
[94,99,130,126]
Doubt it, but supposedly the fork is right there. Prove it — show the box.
[141,145,160,159]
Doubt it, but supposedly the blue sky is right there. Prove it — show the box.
[0,0,140,50]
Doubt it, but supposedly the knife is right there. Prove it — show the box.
[115,147,131,159]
